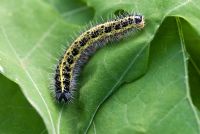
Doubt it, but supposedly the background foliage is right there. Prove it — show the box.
[0,0,200,134]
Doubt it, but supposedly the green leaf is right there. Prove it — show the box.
[0,73,46,134]
[181,18,200,110]
[87,17,200,134]
[45,0,94,25]
[0,0,200,134]
[189,61,200,111]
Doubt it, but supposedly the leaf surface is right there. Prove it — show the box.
[0,0,199,133]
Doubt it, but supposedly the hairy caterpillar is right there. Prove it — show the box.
[53,13,145,103]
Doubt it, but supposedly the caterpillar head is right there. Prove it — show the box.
[134,15,145,29]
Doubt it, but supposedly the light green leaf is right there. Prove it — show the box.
[0,0,199,134]
[87,17,200,134]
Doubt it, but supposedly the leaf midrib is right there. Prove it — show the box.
[0,26,56,134]
[176,17,200,132]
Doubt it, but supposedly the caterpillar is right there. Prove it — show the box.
[53,13,145,103]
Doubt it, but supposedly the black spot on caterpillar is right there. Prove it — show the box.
[53,13,145,103]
